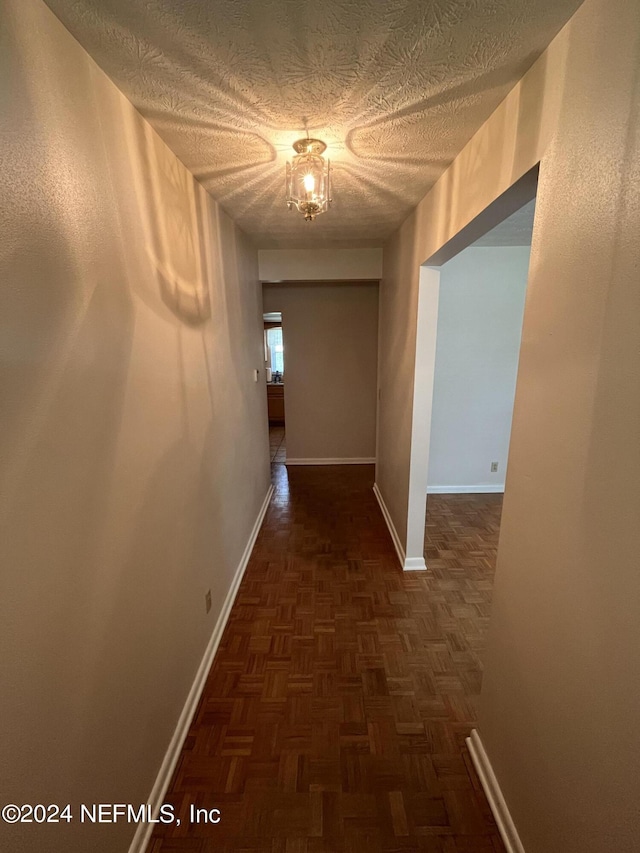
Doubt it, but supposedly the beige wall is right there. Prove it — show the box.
[263,283,379,461]
[378,0,640,849]
[428,246,529,491]
[259,248,383,282]
[0,1,271,851]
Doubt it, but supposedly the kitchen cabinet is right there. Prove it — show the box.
[267,383,285,424]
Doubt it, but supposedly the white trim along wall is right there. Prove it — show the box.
[128,486,274,853]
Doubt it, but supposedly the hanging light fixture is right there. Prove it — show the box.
[285,138,332,221]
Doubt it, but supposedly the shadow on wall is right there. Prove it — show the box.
[122,92,258,401]
[127,103,211,326]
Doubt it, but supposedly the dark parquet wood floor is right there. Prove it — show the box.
[149,460,505,852]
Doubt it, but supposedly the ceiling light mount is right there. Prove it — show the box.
[285,137,332,222]
[291,138,327,156]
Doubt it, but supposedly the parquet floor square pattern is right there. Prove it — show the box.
[149,460,505,852]
[269,427,286,464]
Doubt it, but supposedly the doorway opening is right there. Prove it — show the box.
[264,311,286,464]
[423,198,535,586]
[405,166,539,571]
[262,281,379,466]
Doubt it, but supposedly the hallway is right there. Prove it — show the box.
[149,463,505,852]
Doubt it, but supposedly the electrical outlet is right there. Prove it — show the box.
[205,590,212,614]
[491,461,499,473]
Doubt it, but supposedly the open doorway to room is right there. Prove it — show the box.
[263,311,286,465]
[423,199,535,563]
[402,168,539,572]
[396,182,538,592]
[262,281,379,467]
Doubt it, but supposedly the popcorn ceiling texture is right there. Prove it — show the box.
[45,0,581,247]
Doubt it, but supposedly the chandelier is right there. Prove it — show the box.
[285,138,332,221]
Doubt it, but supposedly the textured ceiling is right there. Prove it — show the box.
[45,0,582,247]
[472,199,536,246]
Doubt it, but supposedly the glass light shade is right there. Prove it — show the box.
[285,138,332,221]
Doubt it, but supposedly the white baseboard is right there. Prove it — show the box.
[403,556,428,571]
[427,484,505,494]
[466,729,525,853]
[373,482,404,567]
[372,483,426,572]
[286,457,376,466]
[128,484,274,853]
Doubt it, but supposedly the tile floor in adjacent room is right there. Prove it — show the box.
[269,426,286,464]
[149,447,505,852]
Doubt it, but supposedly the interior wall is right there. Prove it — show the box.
[0,1,271,851]
[259,248,383,282]
[262,283,379,462]
[377,0,640,849]
[427,246,530,492]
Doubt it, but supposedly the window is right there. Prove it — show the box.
[266,327,284,375]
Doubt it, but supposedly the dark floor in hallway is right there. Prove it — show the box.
[149,462,505,852]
